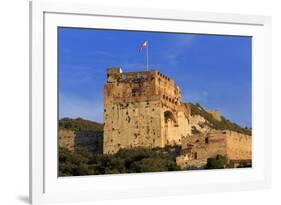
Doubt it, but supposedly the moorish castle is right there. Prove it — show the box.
[103,68,191,154]
[59,67,252,169]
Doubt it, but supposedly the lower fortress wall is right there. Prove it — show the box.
[59,126,251,169]
[225,131,252,161]
[59,129,103,153]
[177,130,252,169]
[59,129,75,151]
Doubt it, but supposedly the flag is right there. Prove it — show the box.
[139,41,148,52]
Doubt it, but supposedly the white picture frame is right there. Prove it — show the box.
[30,1,272,204]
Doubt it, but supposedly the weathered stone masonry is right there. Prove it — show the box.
[59,129,103,153]
[177,130,252,169]
[103,68,192,154]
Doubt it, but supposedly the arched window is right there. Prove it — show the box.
[164,110,176,123]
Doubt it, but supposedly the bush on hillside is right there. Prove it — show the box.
[206,155,227,169]
[58,147,180,176]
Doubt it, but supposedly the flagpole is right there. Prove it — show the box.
[146,41,149,71]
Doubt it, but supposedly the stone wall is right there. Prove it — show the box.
[103,100,162,154]
[59,128,103,153]
[178,130,252,168]
[59,129,75,151]
[207,110,221,121]
[224,130,252,161]
[182,130,227,161]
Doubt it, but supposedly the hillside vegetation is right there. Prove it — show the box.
[59,147,180,176]
[59,117,104,132]
[187,103,251,135]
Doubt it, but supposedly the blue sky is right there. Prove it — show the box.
[58,27,252,128]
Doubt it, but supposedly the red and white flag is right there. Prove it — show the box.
[139,41,148,52]
[139,40,149,71]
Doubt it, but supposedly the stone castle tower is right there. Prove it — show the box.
[103,68,191,154]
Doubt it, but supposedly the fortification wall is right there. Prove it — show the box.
[59,129,103,153]
[59,129,75,151]
[189,132,227,160]
[207,110,222,121]
[225,131,252,160]
[180,130,251,167]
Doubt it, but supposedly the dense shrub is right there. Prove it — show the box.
[59,147,180,176]
[59,147,95,176]
[206,155,227,169]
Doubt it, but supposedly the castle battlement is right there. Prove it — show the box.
[105,68,182,107]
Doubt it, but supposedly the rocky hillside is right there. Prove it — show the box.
[186,103,251,136]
